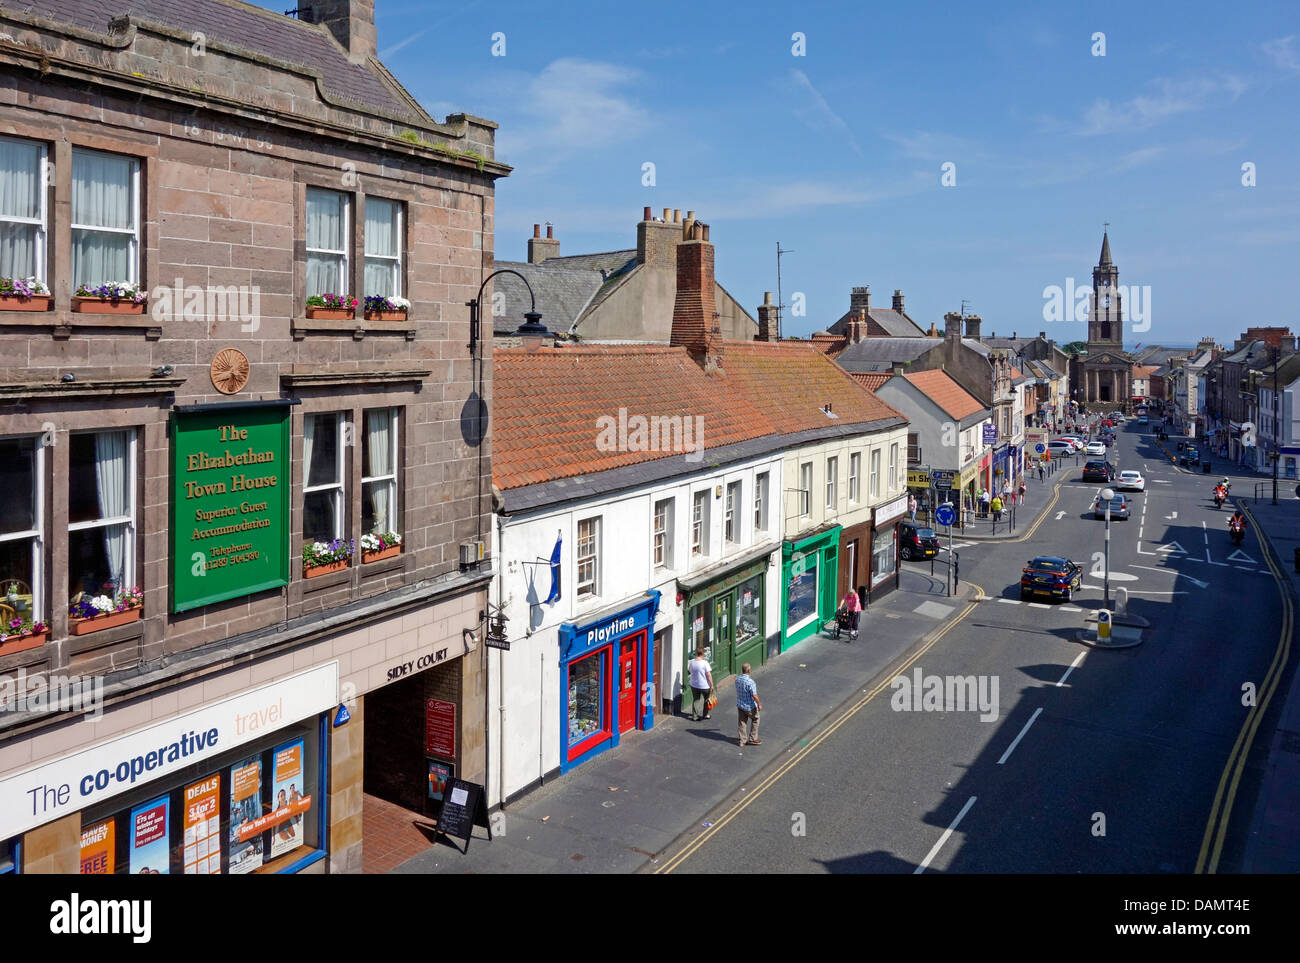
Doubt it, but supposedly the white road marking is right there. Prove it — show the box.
[1206,549,1227,567]
[996,598,1021,605]
[1027,602,1051,608]
[1056,651,1087,687]
[1055,511,1067,520]
[998,707,1044,765]
[914,795,978,874]
[1226,549,1257,564]
[1202,521,1208,545]
[1236,566,1255,572]
[1130,564,1208,588]
[1060,605,1084,613]
[1156,541,1187,555]
[1167,511,1178,520]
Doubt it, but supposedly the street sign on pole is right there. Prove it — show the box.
[935,502,956,597]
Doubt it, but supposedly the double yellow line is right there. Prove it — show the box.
[654,583,986,873]
[1194,499,1295,873]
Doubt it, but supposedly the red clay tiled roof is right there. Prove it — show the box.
[493,341,907,490]
[902,369,986,421]
[850,372,892,392]
[808,334,848,358]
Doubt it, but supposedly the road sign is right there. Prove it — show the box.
[1034,443,1046,454]
[934,503,956,527]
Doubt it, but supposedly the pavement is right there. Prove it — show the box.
[393,573,981,874]
[1234,491,1300,873]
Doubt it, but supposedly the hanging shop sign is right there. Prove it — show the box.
[982,424,998,445]
[874,493,910,527]
[907,469,931,487]
[170,405,291,612]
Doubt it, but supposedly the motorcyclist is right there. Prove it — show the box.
[1229,510,1247,542]
[1213,484,1226,507]
[1221,476,1231,494]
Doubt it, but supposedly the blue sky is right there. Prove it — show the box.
[305,1,1296,347]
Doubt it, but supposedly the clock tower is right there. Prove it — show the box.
[1079,227,1131,407]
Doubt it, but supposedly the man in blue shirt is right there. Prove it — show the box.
[735,663,762,747]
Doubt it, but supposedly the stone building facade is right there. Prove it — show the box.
[0,0,503,874]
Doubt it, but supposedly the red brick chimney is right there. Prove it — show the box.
[303,0,377,63]
[671,219,722,370]
[847,309,867,344]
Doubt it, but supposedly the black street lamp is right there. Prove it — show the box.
[467,268,550,356]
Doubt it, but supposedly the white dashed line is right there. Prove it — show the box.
[1027,602,1051,609]
[997,598,1021,605]
[1060,605,1083,613]
[914,795,977,875]
[1056,651,1087,687]
[998,707,1044,765]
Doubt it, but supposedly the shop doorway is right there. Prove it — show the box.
[842,539,858,599]
[617,633,641,733]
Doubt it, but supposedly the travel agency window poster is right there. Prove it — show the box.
[129,796,170,874]
[228,755,264,874]
[269,739,310,858]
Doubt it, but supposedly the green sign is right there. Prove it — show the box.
[170,406,290,612]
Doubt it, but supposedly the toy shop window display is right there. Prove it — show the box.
[567,648,608,756]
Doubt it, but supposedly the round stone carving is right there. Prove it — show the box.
[210,348,250,394]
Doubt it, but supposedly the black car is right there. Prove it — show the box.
[899,522,939,560]
[1082,460,1110,482]
[1020,556,1082,602]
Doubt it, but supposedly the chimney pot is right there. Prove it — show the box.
[643,206,652,221]
[686,210,695,220]
[701,224,709,241]
[764,291,773,305]
[662,208,670,221]
[673,209,681,223]
[533,224,540,238]
[546,223,553,239]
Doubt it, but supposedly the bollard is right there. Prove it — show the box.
[1114,587,1128,618]
[1098,609,1112,641]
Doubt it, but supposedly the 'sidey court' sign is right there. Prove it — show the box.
[170,406,290,612]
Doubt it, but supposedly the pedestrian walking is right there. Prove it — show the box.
[735,663,762,747]
[991,494,1003,522]
[686,647,713,721]
[1018,481,1026,504]
[837,587,862,640]
[908,493,917,523]
[1037,463,1045,481]
[980,488,991,517]
[1001,481,1013,506]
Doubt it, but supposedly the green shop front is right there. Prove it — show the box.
[780,526,841,651]
[680,545,773,692]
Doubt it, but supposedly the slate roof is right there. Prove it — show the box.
[902,369,986,421]
[829,308,926,338]
[22,0,431,122]
[491,261,607,334]
[493,342,907,491]
[833,336,989,371]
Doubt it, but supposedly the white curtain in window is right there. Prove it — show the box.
[0,139,40,278]
[365,409,392,531]
[93,430,129,593]
[364,199,397,297]
[303,414,315,487]
[72,151,133,287]
[306,188,344,297]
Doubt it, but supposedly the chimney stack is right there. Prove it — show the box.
[964,313,982,340]
[671,216,722,371]
[891,361,905,375]
[302,0,377,63]
[757,291,777,342]
[638,205,682,269]
[527,222,560,264]
[892,289,905,313]
[1039,331,1046,339]
[850,285,871,318]
[944,311,962,342]
[927,321,939,337]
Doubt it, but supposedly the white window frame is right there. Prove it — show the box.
[725,480,741,545]
[754,472,768,533]
[799,462,812,518]
[692,491,709,556]
[870,449,881,499]
[849,452,861,504]
[70,147,140,285]
[306,186,351,297]
[361,407,399,534]
[0,435,45,621]
[825,456,838,510]
[363,197,403,298]
[577,516,600,598]
[67,429,137,598]
[304,412,345,541]
[889,443,899,494]
[0,137,48,284]
[653,498,673,569]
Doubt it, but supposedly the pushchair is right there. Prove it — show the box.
[825,609,857,641]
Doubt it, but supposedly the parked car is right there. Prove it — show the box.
[899,522,940,561]
[1021,556,1082,602]
[1180,445,1200,467]
[1060,435,1087,450]
[1082,460,1111,482]
[1085,441,1107,456]
[1092,492,1130,520]
[1048,440,1076,457]
[1117,470,1145,491]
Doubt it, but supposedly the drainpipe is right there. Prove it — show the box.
[496,511,507,808]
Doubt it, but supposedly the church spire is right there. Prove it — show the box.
[1099,225,1112,267]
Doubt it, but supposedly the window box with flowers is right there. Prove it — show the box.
[69,587,143,636]
[0,277,52,311]
[0,617,49,656]
[303,538,353,578]
[72,282,147,315]
[305,294,357,321]
[361,531,402,563]
[363,296,410,322]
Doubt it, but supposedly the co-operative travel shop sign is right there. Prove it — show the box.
[170,406,290,612]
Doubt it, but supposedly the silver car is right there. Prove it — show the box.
[1092,492,1130,520]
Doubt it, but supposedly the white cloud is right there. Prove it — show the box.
[789,69,862,156]
[495,59,650,167]
[1261,35,1300,72]
[709,174,930,220]
[1079,74,1248,135]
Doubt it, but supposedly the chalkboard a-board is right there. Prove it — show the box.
[435,779,492,853]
